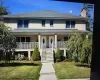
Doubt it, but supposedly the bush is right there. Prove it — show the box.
[32,46,40,61]
[55,48,61,62]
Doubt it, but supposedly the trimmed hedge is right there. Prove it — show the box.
[55,48,61,62]
[32,46,40,61]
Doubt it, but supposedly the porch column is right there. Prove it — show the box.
[38,34,41,50]
[28,51,31,60]
[55,34,57,48]
[64,49,66,57]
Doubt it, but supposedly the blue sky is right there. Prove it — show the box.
[4,0,94,18]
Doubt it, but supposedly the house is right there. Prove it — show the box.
[1,9,89,62]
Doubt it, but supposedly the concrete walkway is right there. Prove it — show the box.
[39,63,57,80]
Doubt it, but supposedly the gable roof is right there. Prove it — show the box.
[1,10,88,21]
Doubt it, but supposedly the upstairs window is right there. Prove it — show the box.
[18,20,23,28]
[50,20,53,27]
[17,20,29,28]
[66,21,70,28]
[66,21,75,28]
[42,20,45,27]
[24,20,29,28]
[71,21,75,28]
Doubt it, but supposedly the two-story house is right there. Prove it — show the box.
[1,9,89,62]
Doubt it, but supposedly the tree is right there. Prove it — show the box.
[32,46,40,61]
[80,33,92,64]
[82,3,94,31]
[66,32,85,62]
[0,0,10,15]
[0,23,17,63]
[55,48,61,62]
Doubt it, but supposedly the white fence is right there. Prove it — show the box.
[16,42,39,49]
[16,41,67,49]
[57,41,67,48]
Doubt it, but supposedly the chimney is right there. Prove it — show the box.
[81,8,87,17]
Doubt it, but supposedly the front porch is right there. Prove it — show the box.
[16,35,68,49]
[15,34,68,61]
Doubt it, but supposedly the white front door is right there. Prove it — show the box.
[41,36,46,48]
[49,36,54,48]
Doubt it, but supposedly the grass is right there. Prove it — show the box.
[0,61,42,80]
[53,62,90,79]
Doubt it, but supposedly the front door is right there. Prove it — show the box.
[41,36,46,48]
[49,36,54,48]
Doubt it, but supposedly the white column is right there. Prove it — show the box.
[38,34,41,50]
[55,34,57,48]
[64,49,66,57]
[28,51,31,60]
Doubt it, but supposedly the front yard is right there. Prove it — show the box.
[53,62,90,79]
[0,61,42,80]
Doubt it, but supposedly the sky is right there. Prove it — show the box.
[4,0,94,18]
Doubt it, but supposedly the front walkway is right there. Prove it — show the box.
[39,63,57,80]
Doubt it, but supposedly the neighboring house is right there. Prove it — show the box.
[1,9,89,62]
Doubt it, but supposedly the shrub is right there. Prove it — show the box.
[32,46,40,61]
[55,48,61,62]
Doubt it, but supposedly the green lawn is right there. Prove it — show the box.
[53,62,90,79]
[0,61,42,80]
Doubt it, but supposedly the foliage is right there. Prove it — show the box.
[55,48,61,62]
[80,33,92,64]
[0,23,17,63]
[32,46,40,61]
[83,3,94,31]
[66,32,85,62]
[66,32,92,64]
[0,0,10,15]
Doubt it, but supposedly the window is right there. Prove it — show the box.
[21,37,25,42]
[18,20,23,28]
[16,37,30,42]
[66,21,70,28]
[66,21,75,28]
[16,37,20,42]
[42,20,45,27]
[71,21,75,28]
[50,20,53,27]
[26,37,30,42]
[17,20,29,28]
[24,20,29,28]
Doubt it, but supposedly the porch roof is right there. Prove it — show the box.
[10,29,90,35]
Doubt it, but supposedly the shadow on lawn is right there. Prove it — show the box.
[75,63,90,68]
[0,62,40,67]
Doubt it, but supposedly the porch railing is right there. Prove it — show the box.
[16,42,39,49]
[16,41,67,49]
[57,41,67,48]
